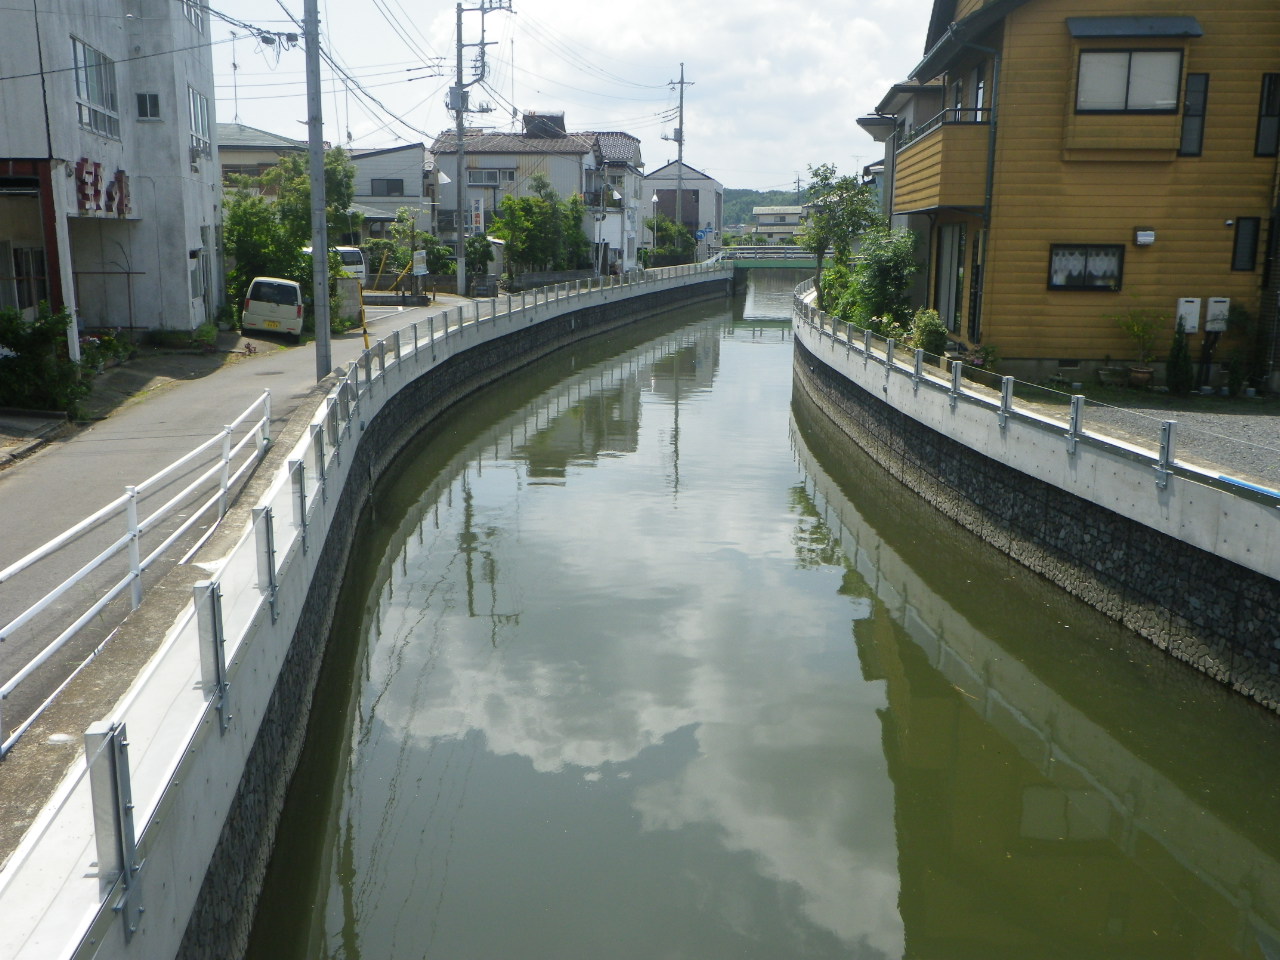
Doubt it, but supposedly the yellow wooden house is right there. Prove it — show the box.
[858,0,1280,384]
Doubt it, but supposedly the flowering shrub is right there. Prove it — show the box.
[959,344,999,370]
[79,329,132,368]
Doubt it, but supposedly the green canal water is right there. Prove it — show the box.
[247,279,1280,959]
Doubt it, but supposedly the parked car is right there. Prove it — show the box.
[241,277,303,340]
[302,246,367,284]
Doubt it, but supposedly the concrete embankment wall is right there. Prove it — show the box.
[792,311,1280,715]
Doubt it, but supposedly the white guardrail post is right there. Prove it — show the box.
[125,486,142,610]
[194,579,230,734]
[85,720,143,941]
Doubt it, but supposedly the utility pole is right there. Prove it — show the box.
[795,173,803,205]
[666,63,692,240]
[450,0,508,296]
[304,0,331,380]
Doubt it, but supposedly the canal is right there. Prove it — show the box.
[247,273,1280,959]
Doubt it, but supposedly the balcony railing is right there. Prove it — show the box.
[897,106,991,152]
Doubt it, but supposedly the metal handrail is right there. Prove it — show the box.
[0,391,272,757]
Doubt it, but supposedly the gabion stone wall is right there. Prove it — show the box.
[794,341,1280,715]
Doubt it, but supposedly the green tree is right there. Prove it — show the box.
[490,175,593,278]
[255,147,360,246]
[845,225,918,331]
[801,163,880,310]
[644,212,695,261]
[465,234,494,277]
[222,191,300,308]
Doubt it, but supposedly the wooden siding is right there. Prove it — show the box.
[893,123,990,213]
[970,0,1280,361]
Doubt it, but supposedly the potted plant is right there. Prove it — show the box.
[1113,310,1161,387]
[1096,354,1127,386]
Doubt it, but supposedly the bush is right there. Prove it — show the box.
[908,307,948,356]
[0,303,89,415]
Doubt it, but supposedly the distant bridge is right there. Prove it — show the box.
[720,246,818,269]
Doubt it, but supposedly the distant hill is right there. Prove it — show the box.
[723,188,801,227]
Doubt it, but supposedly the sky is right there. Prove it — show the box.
[207,0,936,192]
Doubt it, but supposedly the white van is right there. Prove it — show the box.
[303,246,367,284]
[241,277,303,339]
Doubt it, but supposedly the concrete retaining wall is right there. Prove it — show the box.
[792,319,1280,715]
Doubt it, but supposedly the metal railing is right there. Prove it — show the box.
[0,257,731,960]
[793,278,1280,509]
[0,392,272,757]
[897,105,992,151]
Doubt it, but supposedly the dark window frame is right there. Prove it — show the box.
[370,178,405,197]
[1257,73,1280,157]
[1179,73,1208,156]
[1075,48,1183,114]
[136,92,160,120]
[1232,217,1261,271]
[1047,243,1125,291]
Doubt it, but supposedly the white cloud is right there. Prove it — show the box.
[210,0,935,189]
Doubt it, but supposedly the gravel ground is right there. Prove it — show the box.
[1019,391,1280,492]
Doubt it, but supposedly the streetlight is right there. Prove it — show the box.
[650,192,659,253]
[612,189,623,274]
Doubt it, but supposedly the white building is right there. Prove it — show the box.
[592,132,644,273]
[430,114,596,246]
[0,0,222,347]
[349,142,431,240]
[644,161,724,257]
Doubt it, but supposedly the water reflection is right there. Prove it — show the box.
[248,294,1280,960]
[791,387,1280,959]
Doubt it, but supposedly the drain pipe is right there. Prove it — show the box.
[945,23,1000,343]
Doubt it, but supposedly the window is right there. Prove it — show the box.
[181,0,205,32]
[1048,244,1124,290]
[1179,74,1208,156]
[1076,50,1182,112]
[136,92,160,120]
[1232,218,1260,271]
[467,169,514,185]
[72,38,119,138]
[775,215,787,223]
[371,178,404,197]
[188,87,210,155]
[13,247,48,310]
[1257,74,1280,157]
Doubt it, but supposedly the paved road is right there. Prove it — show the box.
[0,295,476,740]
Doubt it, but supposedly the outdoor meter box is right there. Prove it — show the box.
[1206,297,1230,332]
[1176,297,1201,333]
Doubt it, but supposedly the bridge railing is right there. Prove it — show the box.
[0,256,731,960]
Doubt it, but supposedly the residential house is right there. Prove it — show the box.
[858,0,1280,383]
[430,113,596,248]
[349,142,431,242]
[594,132,644,271]
[217,122,305,184]
[646,161,724,255]
[751,206,804,243]
[0,0,222,343]
[430,113,653,274]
